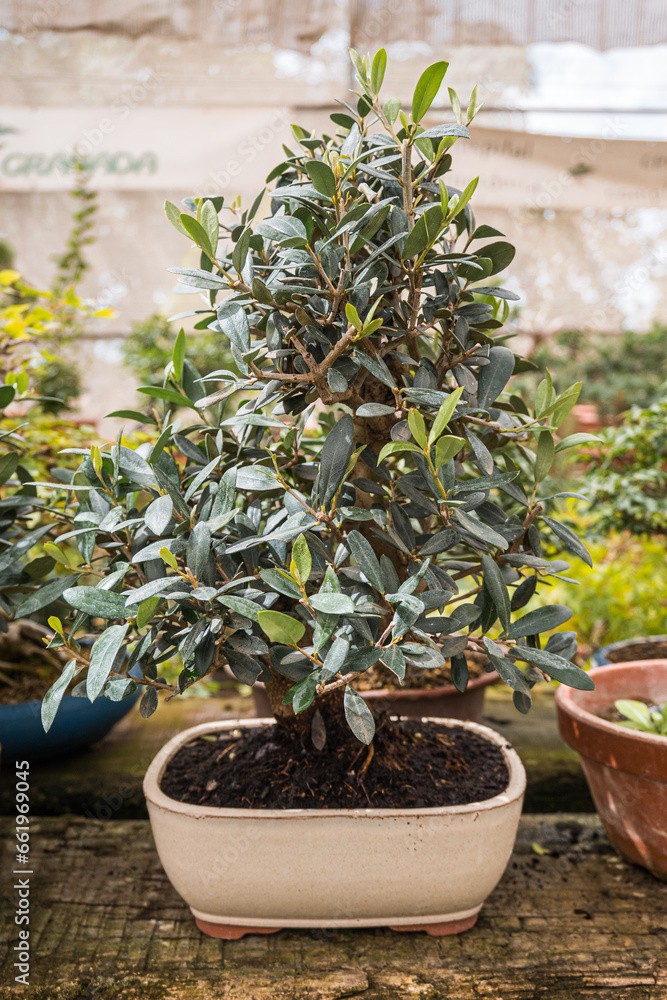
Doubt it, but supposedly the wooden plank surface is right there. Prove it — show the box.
[1,814,665,999]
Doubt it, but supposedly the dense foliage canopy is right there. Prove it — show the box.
[0,50,595,745]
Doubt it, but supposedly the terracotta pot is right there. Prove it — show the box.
[555,660,667,880]
[144,717,525,938]
[252,670,500,724]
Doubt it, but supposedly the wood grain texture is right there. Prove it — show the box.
[1,814,665,999]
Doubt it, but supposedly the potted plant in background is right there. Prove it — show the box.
[556,660,667,879]
[555,392,667,879]
[0,270,138,760]
[29,49,594,936]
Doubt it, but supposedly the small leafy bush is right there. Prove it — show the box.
[526,326,667,418]
[614,699,667,737]
[545,526,667,649]
[584,394,667,536]
[122,313,229,387]
[1,49,595,746]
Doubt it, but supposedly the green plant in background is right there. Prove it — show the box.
[31,160,99,410]
[547,526,667,650]
[122,313,228,387]
[614,699,667,736]
[525,326,667,418]
[2,49,595,747]
[584,393,667,536]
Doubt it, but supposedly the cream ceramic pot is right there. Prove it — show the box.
[144,717,526,938]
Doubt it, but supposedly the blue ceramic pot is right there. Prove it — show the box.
[0,686,140,761]
[591,635,667,669]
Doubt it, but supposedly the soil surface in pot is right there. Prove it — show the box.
[160,716,509,810]
[0,622,70,705]
[355,651,490,692]
[604,638,667,662]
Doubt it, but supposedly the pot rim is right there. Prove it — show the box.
[143,716,526,820]
[555,658,667,751]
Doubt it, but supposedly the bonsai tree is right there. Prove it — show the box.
[5,49,594,746]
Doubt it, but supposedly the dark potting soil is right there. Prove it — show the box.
[160,716,510,810]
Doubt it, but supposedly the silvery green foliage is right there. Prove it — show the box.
[1,51,594,743]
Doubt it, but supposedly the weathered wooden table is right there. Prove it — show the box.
[1,689,665,998]
[1,815,665,999]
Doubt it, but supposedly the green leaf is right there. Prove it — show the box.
[255,215,308,249]
[542,516,593,568]
[259,568,302,600]
[258,610,306,645]
[217,594,261,621]
[0,451,19,486]
[453,509,508,551]
[312,610,338,654]
[380,644,405,682]
[322,636,350,681]
[309,592,355,615]
[186,522,211,579]
[383,97,401,124]
[140,687,158,719]
[450,654,469,692]
[165,200,190,237]
[449,176,478,219]
[64,586,128,620]
[411,61,449,123]
[429,386,464,444]
[549,383,582,428]
[305,160,337,198]
[370,47,387,93]
[180,213,213,256]
[506,604,573,639]
[482,638,531,695]
[477,346,514,409]
[347,530,385,593]
[479,241,516,276]
[14,574,81,618]
[534,430,555,483]
[401,205,443,260]
[41,659,77,732]
[289,671,321,714]
[137,595,161,630]
[356,403,396,417]
[219,309,251,353]
[200,200,219,257]
[615,699,653,729]
[407,409,427,448]
[346,647,382,672]
[319,414,354,507]
[137,386,199,410]
[482,554,511,633]
[517,647,595,691]
[172,328,186,383]
[376,441,423,464]
[105,409,158,425]
[434,435,465,470]
[344,686,375,744]
[345,302,363,330]
[87,623,129,702]
[144,494,173,535]
[554,432,601,454]
[291,532,312,586]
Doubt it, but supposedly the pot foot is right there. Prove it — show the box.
[195,918,282,940]
[389,913,479,936]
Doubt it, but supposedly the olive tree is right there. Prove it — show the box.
[4,50,594,746]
